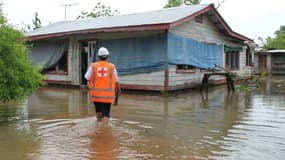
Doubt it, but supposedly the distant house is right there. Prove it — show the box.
[254,50,285,75]
[26,4,254,92]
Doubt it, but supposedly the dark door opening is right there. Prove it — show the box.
[81,42,88,85]
[80,41,98,85]
[259,55,267,74]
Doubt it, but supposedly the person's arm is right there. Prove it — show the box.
[113,68,120,105]
[114,68,121,93]
[84,67,92,81]
[115,82,121,93]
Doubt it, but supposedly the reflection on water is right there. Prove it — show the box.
[213,95,285,160]
[0,76,285,160]
[90,125,118,160]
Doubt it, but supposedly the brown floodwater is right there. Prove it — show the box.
[1,76,285,160]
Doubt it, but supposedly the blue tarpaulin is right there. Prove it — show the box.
[167,33,223,69]
[96,33,223,75]
[97,33,166,75]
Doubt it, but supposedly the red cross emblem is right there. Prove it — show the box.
[97,67,108,77]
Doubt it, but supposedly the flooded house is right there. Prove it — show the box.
[26,4,254,92]
[254,50,285,75]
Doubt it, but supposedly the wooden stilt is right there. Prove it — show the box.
[201,72,235,92]
[200,74,209,92]
[226,73,235,91]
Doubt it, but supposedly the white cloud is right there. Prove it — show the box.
[216,0,285,40]
[3,0,166,27]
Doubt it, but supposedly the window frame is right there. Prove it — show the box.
[195,14,203,23]
[176,64,196,73]
[42,51,69,75]
[245,48,253,66]
[225,51,240,70]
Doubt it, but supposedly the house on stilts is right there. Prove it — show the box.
[26,4,254,92]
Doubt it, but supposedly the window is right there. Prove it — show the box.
[195,15,203,23]
[246,48,253,66]
[225,51,239,70]
[176,64,196,73]
[42,51,68,75]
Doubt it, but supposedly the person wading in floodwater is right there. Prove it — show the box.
[85,47,121,125]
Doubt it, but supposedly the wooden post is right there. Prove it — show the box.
[163,69,169,95]
[200,74,209,92]
[226,73,235,91]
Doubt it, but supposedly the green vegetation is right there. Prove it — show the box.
[271,77,285,94]
[164,0,201,8]
[260,25,285,50]
[77,2,119,19]
[236,72,267,91]
[164,0,225,8]
[272,79,285,83]
[0,16,43,102]
[236,73,285,95]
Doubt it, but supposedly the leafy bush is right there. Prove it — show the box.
[0,16,43,102]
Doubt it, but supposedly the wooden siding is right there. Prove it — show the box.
[69,39,80,85]
[44,74,69,82]
[168,66,203,90]
[168,14,253,88]
[119,70,165,86]
[169,14,240,46]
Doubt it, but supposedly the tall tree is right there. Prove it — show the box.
[264,26,285,50]
[0,15,43,102]
[77,2,119,19]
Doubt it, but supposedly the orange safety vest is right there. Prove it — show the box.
[88,61,116,103]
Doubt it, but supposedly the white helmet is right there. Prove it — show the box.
[98,47,109,56]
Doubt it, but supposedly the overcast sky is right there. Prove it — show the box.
[2,0,285,42]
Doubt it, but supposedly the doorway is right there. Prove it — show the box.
[258,54,267,74]
[80,41,97,85]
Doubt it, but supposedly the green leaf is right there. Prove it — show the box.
[0,15,43,102]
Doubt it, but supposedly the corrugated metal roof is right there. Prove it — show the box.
[26,4,252,42]
[26,4,209,37]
